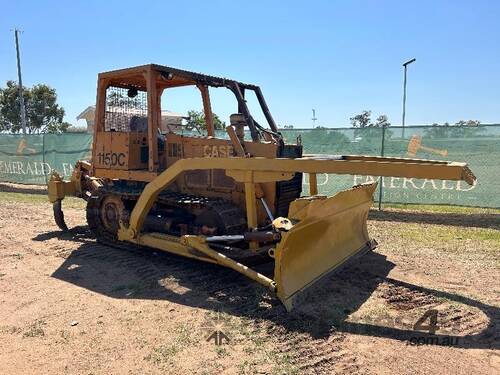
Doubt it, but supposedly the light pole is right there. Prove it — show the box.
[311,109,317,127]
[401,58,416,138]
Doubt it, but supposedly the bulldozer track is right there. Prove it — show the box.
[89,184,246,234]
[85,184,274,270]
[271,329,347,374]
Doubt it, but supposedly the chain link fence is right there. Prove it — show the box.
[279,125,500,208]
[0,125,498,208]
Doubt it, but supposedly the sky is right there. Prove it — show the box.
[0,0,499,128]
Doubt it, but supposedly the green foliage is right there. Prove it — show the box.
[374,114,390,127]
[300,127,351,153]
[0,81,69,133]
[47,121,71,133]
[455,119,480,127]
[423,120,485,138]
[350,111,391,128]
[350,111,392,140]
[0,112,8,133]
[66,125,88,133]
[185,110,225,133]
[350,110,372,128]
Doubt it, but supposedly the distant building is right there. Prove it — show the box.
[76,106,96,132]
[77,106,186,133]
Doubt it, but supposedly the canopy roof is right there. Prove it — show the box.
[99,64,259,91]
[77,105,184,121]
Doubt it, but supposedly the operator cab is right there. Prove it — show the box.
[92,64,302,221]
[92,64,286,179]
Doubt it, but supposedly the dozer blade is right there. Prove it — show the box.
[274,182,378,311]
[53,200,69,231]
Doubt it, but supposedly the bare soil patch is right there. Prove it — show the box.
[0,188,498,374]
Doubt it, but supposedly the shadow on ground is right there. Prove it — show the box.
[369,209,500,230]
[34,226,499,350]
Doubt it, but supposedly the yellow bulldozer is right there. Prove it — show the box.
[48,64,476,310]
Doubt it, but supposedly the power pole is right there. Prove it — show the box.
[15,29,27,134]
[311,109,317,127]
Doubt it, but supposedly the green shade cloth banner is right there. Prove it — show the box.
[0,125,498,208]
[0,133,92,185]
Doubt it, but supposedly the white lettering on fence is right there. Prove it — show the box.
[0,160,68,177]
[352,175,477,192]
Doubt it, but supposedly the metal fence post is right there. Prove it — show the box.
[42,133,46,183]
[378,125,386,210]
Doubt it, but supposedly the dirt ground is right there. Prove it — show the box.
[0,184,499,374]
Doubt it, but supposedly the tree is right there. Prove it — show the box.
[46,121,71,133]
[451,119,483,137]
[0,81,24,132]
[301,126,350,153]
[423,120,483,138]
[0,111,8,133]
[185,110,225,133]
[350,110,392,142]
[350,110,372,128]
[454,119,480,127]
[0,81,69,133]
[66,125,88,133]
[374,114,390,127]
[350,111,391,128]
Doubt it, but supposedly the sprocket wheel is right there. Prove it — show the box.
[87,189,128,245]
[100,194,126,234]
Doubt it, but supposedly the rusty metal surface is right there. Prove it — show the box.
[53,200,68,231]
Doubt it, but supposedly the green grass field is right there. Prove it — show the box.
[382,203,500,215]
[0,191,86,209]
